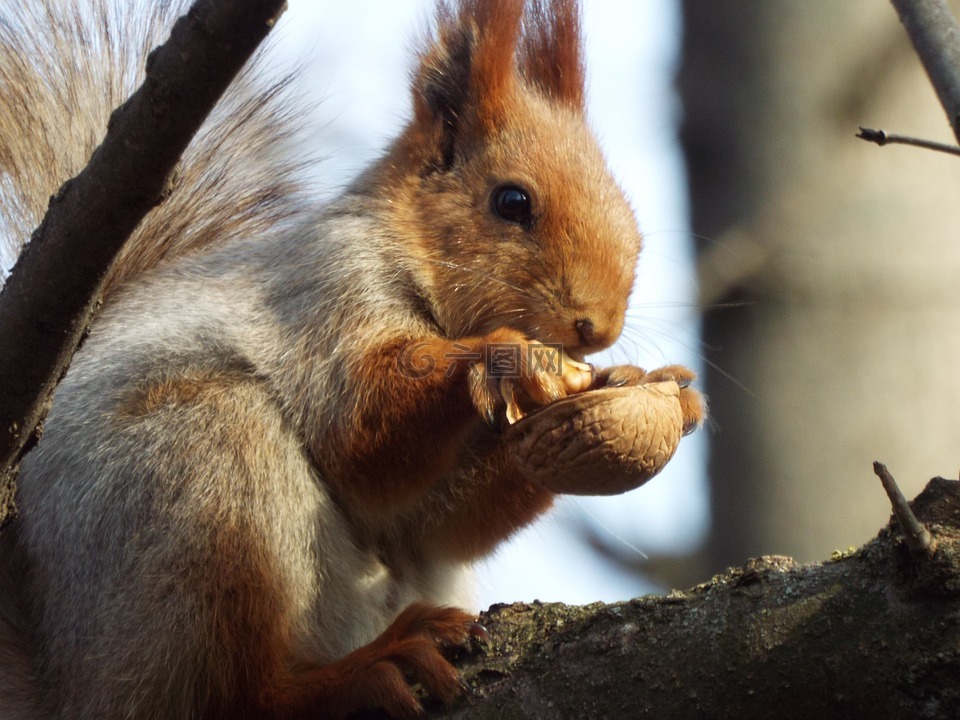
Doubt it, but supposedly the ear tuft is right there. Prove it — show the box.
[410,0,585,168]
[411,0,524,167]
[414,18,477,168]
[520,0,585,108]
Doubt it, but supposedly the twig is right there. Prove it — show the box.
[873,461,936,556]
[890,0,960,144]
[857,126,960,157]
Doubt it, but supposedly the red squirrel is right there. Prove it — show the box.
[0,0,703,718]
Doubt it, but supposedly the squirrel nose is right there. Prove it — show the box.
[575,317,597,346]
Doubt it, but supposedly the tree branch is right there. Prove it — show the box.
[435,477,960,720]
[0,0,287,491]
[874,460,936,556]
[890,0,960,143]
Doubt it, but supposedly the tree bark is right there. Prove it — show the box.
[433,477,960,720]
[0,0,287,508]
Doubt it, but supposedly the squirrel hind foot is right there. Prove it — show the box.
[290,603,475,720]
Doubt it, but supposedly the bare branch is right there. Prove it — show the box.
[857,126,960,156]
[0,0,287,487]
[890,0,960,143]
[874,461,935,556]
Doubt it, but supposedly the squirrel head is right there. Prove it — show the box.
[370,0,641,360]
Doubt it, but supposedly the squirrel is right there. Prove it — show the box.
[0,0,703,718]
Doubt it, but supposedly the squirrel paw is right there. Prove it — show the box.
[468,328,593,427]
[315,603,475,720]
[596,364,705,435]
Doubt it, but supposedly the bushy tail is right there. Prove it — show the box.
[0,0,312,296]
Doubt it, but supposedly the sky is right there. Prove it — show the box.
[275,0,706,607]
[0,0,706,608]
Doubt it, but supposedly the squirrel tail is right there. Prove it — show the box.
[0,0,311,297]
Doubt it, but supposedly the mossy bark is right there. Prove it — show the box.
[430,478,960,720]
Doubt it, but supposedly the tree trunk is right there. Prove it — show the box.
[679,0,960,573]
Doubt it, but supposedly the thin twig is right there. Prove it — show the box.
[890,0,960,144]
[857,126,960,157]
[873,461,936,557]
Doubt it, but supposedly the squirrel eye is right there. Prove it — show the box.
[491,185,532,226]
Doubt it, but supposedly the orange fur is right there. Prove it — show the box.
[419,446,556,561]
[262,604,474,720]
[317,328,569,521]
[520,0,585,107]
[317,335,481,516]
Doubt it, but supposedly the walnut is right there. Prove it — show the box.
[507,380,694,496]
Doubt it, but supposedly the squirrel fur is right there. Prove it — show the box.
[0,0,703,718]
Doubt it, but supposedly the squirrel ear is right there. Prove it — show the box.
[412,0,523,169]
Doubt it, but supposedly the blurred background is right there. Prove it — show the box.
[4,0,960,608]
[681,1,960,578]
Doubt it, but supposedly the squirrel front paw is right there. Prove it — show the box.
[595,364,705,435]
[467,328,593,427]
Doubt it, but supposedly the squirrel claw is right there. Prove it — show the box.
[483,405,498,428]
[468,621,489,643]
[502,379,525,425]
